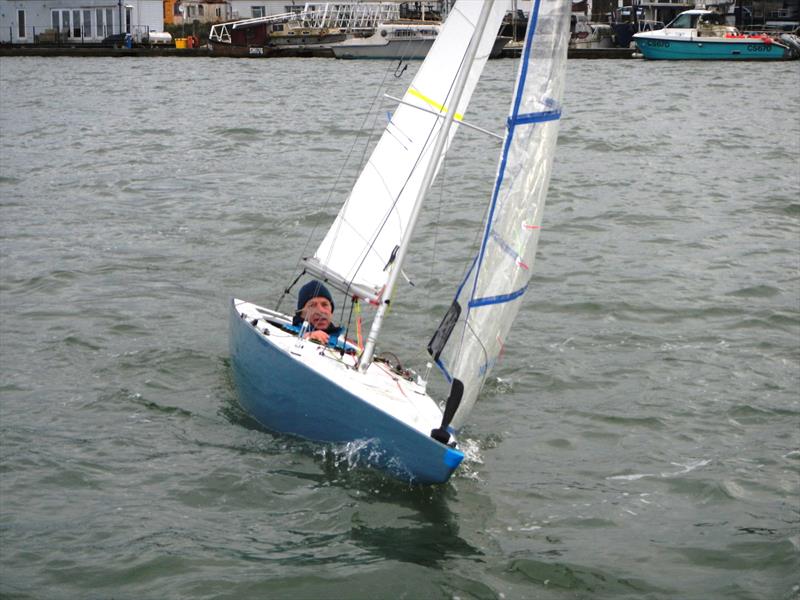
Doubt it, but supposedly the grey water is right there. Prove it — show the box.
[1,55,798,600]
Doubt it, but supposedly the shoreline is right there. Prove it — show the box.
[0,44,638,59]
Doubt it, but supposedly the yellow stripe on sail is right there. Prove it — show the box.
[408,87,463,121]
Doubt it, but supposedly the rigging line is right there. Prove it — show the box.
[383,94,504,140]
[314,57,408,273]
[341,295,357,358]
[326,4,480,295]
[320,3,477,292]
[440,315,489,389]
[275,269,306,313]
[281,49,405,304]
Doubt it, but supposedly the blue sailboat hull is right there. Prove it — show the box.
[228,300,464,484]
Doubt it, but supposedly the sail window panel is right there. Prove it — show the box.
[312,1,510,295]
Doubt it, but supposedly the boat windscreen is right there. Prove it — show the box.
[699,13,727,26]
[666,13,700,29]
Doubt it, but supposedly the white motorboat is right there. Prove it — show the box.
[331,21,441,59]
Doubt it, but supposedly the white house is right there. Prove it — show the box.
[0,0,165,43]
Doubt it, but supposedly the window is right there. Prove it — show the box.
[72,10,81,37]
[252,6,266,18]
[96,9,105,37]
[216,7,222,18]
[198,5,204,16]
[666,13,699,29]
[83,10,92,38]
[17,10,26,39]
[125,6,132,33]
[52,11,59,31]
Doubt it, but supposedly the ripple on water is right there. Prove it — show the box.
[500,557,671,596]
[1,56,798,600]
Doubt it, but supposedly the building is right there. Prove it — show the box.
[172,0,231,25]
[0,0,166,43]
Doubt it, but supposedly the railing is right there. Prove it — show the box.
[209,2,437,44]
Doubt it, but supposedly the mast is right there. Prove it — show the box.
[358,0,497,373]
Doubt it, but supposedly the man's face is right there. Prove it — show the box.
[301,297,333,330]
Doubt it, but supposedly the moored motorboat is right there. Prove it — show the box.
[633,9,798,60]
[331,21,441,59]
[570,13,614,49]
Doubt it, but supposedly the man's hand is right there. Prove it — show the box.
[304,330,330,345]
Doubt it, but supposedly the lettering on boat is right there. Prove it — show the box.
[746,44,772,52]
[249,47,264,55]
[646,40,670,48]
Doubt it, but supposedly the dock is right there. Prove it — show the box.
[0,44,639,60]
[0,44,211,58]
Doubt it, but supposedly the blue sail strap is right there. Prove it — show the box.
[489,229,527,268]
[435,357,453,383]
[509,109,561,128]
[468,284,529,308]
[453,252,479,301]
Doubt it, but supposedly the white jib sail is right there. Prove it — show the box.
[433,0,571,430]
[305,0,510,302]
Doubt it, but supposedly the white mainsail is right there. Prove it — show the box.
[431,0,571,430]
[304,1,510,302]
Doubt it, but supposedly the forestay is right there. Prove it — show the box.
[431,0,571,429]
[304,1,510,302]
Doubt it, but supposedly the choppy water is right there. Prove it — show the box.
[1,55,798,599]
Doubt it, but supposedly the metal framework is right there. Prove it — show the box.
[209,2,411,43]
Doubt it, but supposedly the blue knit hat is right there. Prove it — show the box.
[297,280,334,313]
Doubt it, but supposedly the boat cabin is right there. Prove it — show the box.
[666,9,723,29]
[665,10,738,37]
